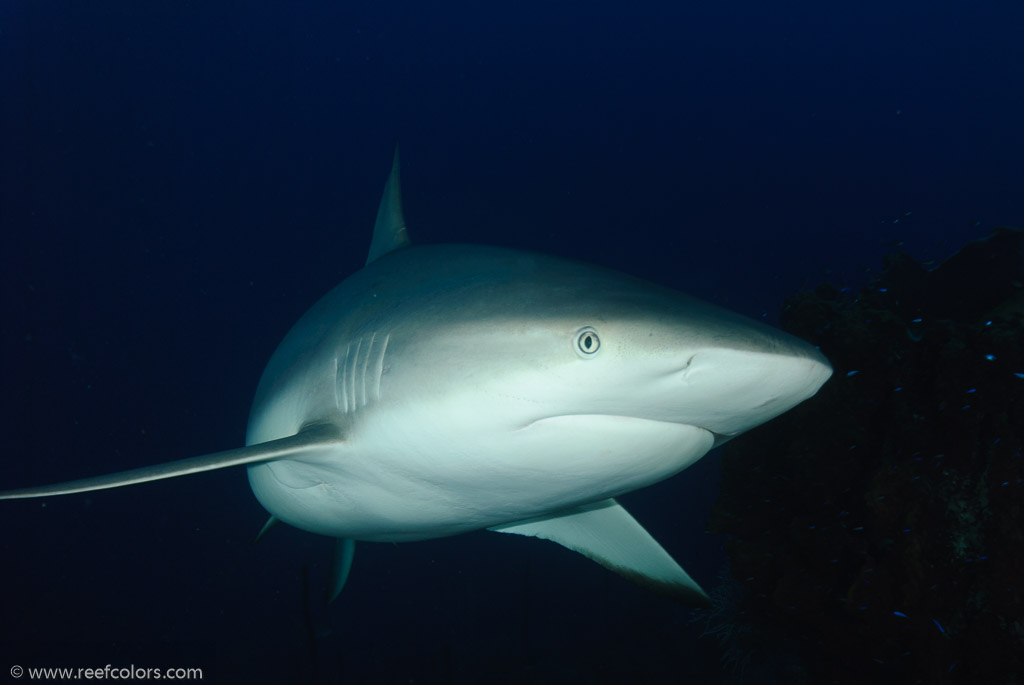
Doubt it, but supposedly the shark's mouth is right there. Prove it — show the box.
[520,413,728,437]
[516,414,723,449]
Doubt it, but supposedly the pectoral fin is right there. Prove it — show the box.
[0,423,344,500]
[489,498,710,606]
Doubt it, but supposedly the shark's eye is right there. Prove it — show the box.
[574,327,600,357]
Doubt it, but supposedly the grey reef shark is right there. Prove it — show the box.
[1,150,832,606]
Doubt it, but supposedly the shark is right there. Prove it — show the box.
[0,151,831,605]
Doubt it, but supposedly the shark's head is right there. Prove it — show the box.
[375,245,832,444]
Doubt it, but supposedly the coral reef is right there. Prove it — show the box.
[709,227,1024,683]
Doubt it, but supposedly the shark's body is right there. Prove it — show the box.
[1,152,831,605]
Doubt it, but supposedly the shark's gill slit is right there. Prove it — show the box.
[350,338,363,412]
[373,332,390,402]
[332,355,341,412]
[359,333,375,408]
[338,343,352,413]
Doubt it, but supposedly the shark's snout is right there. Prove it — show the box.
[673,343,832,437]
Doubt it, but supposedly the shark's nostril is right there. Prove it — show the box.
[678,354,697,376]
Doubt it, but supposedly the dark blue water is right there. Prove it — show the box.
[2,1,1021,682]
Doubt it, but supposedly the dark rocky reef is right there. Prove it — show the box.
[708,227,1024,684]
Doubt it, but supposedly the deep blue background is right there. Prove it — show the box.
[1,1,1021,682]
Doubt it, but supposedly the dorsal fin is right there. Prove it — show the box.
[365,146,410,265]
